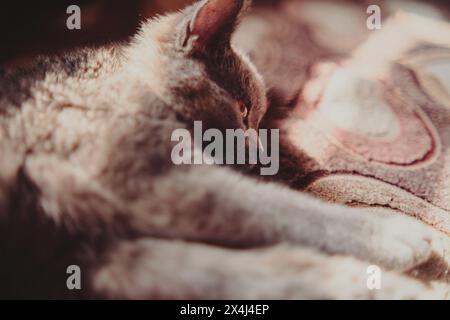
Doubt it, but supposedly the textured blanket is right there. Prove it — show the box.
[236,0,450,287]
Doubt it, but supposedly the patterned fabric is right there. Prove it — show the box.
[241,1,450,234]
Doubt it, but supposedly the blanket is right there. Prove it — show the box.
[236,0,450,286]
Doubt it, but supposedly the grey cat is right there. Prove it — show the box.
[0,0,435,299]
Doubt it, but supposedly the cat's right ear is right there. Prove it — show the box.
[179,0,250,54]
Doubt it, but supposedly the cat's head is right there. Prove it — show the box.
[128,0,267,134]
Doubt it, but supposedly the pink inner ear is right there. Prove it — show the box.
[192,0,244,46]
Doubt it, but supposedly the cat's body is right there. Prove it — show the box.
[0,0,438,299]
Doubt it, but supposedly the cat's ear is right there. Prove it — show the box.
[180,0,250,53]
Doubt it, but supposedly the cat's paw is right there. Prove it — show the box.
[269,247,442,300]
[361,215,432,270]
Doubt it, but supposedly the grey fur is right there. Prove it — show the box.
[0,0,436,298]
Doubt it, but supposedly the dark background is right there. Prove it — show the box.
[0,0,196,65]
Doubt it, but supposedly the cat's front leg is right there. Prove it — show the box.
[91,238,442,299]
[23,156,434,272]
[142,166,433,271]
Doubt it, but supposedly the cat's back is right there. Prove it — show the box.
[0,45,124,110]
[0,44,132,169]
[0,42,181,181]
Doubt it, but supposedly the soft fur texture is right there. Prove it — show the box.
[0,0,447,299]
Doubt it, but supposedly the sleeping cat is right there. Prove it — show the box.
[0,0,436,298]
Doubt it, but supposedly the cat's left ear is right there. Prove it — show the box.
[180,0,251,53]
